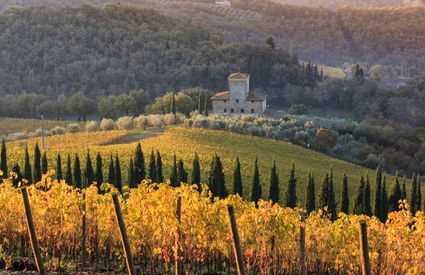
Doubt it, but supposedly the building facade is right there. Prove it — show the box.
[211,73,267,115]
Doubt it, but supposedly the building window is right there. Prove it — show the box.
[251,109,255,113]
[251,100,254,103]
[236,99,239,103]
[241,108,244,113]
[224,100,227,103]
[231,108,234,113]
[224,108,227,113]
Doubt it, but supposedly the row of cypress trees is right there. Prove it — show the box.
[0,140,423,220]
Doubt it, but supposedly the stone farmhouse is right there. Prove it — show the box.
[211,73,267,115]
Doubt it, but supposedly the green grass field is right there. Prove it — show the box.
[0,117,81,137]
[5,126,393,210]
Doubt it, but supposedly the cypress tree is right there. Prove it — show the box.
[41,152,48,175]
[177,159,188,185]
[250,158,262,204]
[328,169,337,220]
[85,151,95,187]
[389,172,402,212]
[170,155,178,187]
[373,167,382,218]
[191,153,201,191]
[108,155,115,186]
[95,153,103,188]
[115,155,122,192]
[128,157,135,188]
[149,150,157,182]
[285,162,297,208]
[305,172,315,214]
[11,164,22,187]
[33,143,42,183]
[401,178,407,200]
[1,139,7,178]
[73,154,82,189]
[208,155,227,199]
[65,154,72,185]
[233,157,243,197]
[171,92,176,115]
[365,175,372,216]
[155,150,163,183]
[319,172,337,220]
[56,154,62,181]
[24,146,32,184]
[380,177,389,222]
[410,173,418,215]
[340,174,349,214]
[204,93,209,116]
[353,176,366,215]
[417,183,422,212]
[197,91,203,114]
[134,143,145,186]
[269,161,280,204]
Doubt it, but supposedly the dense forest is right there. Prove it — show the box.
[0,5,305,97]
[1,1,425,73]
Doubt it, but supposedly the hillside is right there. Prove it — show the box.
[5,126,394,209]
[271,0,417,9]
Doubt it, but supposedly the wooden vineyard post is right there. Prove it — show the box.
[359,220,371,275]
[227,204,245,275]
[299,214,306,275]
[81,193,87,268]
[21,187,47,275]
[112,194,136,275]
[175,196,182,275]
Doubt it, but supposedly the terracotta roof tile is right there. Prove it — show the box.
[211,91,229,100]
[228,72,249,80]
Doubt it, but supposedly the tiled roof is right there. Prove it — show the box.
[228,72,249,80]
[246,91,266,101]
[211,91,230,100]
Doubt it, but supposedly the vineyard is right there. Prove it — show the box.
[4,127,389,205]
[0,177,423,274]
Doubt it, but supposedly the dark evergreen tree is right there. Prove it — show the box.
[115,155,122,192]
[353,176,366,215]
[65,154,72,185]
[148,150,157,182]
[285,162,297,208]
[328,169,337,220]
[23,146,32,184]
[156,150,164,183]
[306,172,315,214]
[266,36,275,49]
[56,154,62,181]
[95,153,103,188]
[85,151,95,187]
[380,177,389,222]
[73,154,82,188]
[171,92,176,115]
[373,167,382,218]
[365,176,372,217]
[41,152,48,175]
[410,173,418,215]
[340,174,349,214]
[108,155,115,186]
[319,172,337,220]
[191,153,201,191]
[268,161,280,204]
[208,155,227,199]
[233,157,243,197]
[11,163,22,187]
[133,143,145,186]
[33,143,42,183]
[170,155,178,187]
[197,91,203,114]
[177,159,188,185]
[204,94,209,116]
[389,172,402,212]
[1,139,7,178]
[250,158,262,204]
[401,178,407,200]
[128,157,135,188]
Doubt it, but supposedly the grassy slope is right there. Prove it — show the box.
[6,127,392,210]
[0,117,81,137]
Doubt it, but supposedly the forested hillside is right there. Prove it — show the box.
[0,5,302,97]
[271,0,407,9]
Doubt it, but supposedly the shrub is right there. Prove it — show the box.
[312,128,337,151]
[134,115,148,129]
[116,116,134,130]
[50,126,66,135]
[100,119,116,131]
[85,121,98,132]
[149,115,164,128]
[7,132,28,141]
[67,123,80,133]
[288,104,309,115]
